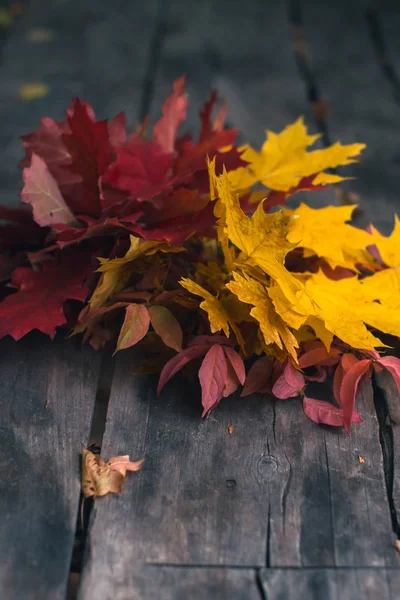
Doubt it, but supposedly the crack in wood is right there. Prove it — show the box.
[372,374,400,538]
[365,8,400,108]
[139,0,171,122]
[68,349,115,583]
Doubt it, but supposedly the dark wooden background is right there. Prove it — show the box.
[0,1,400,599]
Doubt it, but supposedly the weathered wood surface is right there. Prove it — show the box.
[79,360,398,597]
[0,0,400,599]
[260,568,400,600]
[299,0,400,233]
[375,369,400,537]
[0,334,101,599]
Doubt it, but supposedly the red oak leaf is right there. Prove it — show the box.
[62,98,111,215]
[153,75,188,154]
[101,137,173,204]
[303,396,363,427]
[20,115,71,175]
[0,252,92,340]
[199,344,228,417]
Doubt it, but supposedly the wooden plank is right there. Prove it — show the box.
[300,0,400,233]
[374,369,400,535]
[0,333,101,599]
[79,358,397,596]
[260,568,400,600]
[82,565,261,600]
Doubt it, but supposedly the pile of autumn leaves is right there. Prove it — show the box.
[1,76,400,432]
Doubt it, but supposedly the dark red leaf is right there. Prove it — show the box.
[0,251,92,340]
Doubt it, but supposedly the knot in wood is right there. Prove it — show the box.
[257,455,278,477]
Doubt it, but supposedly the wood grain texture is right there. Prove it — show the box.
[300,0,400,233]
[260,568,400,600]
[79,360,397,599]
[375,368,400,533]
[85,566,261,600]
[0,333,101,599]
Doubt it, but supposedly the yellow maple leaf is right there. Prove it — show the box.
[180,277,245,350]
[228,117,365,192]
[270,270,400,352]
[226,272,299,361]
[286,203,375,270]
[370,215,400,268]
[209,164,301,304]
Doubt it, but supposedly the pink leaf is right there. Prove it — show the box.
[115,304,150,353]
[199,345,228,417]
[272,360,305,400]
[153,76,188,154]
[303,396,363,427]
[377,356,400,395]
[241,356,273,397]
[157,345,210,396]
[21,154,78,227]
[340,359,371,433]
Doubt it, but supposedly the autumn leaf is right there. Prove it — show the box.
[303,396,362,427]
[21,154,78,227]
[370,215,400,268]
[228,117,365,192]
[227,271,299,361]
[209,164,301,304]
[115,304,150,353]
[241,356,273,396]
[148,305,183,352]
[286,203,375,270]
[157,345,211,396]
[82,449,144,498]
[272,360,305,399]
[0,252,91,340]
[153,75,188,154]
[199,344,228,416]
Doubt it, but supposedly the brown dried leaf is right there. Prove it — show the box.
[81,449,144,498]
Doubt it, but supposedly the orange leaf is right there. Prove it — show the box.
[81,449,144,498]
[115,304,150,353]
